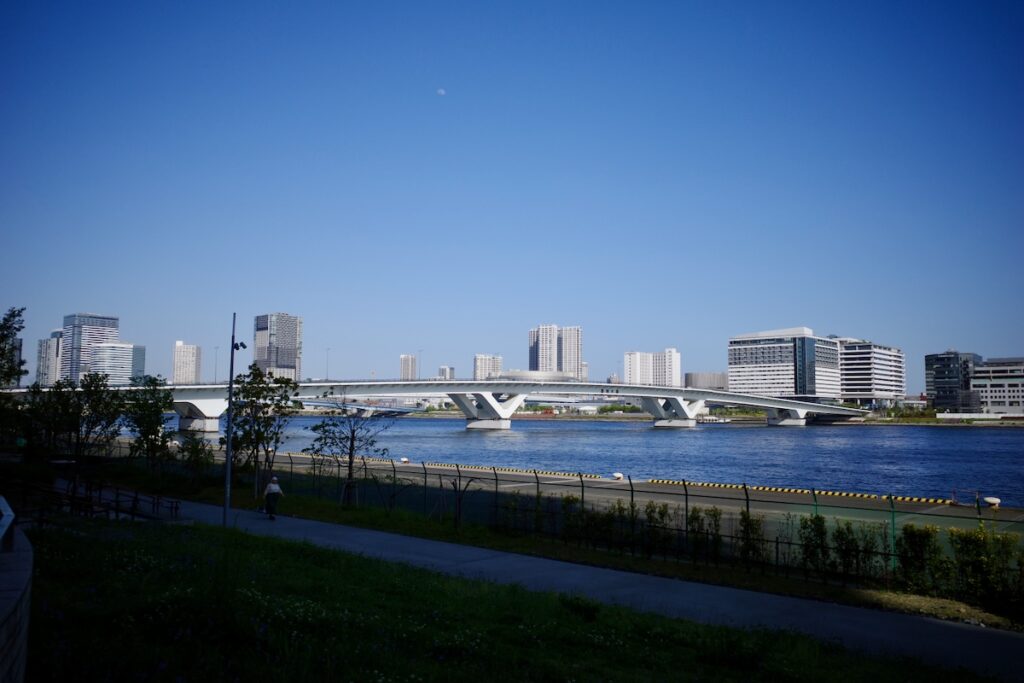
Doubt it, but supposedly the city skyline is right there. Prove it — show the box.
[8,306,1019,395]
[3,3,1022,392]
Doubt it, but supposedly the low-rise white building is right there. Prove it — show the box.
[971,357,1024,414]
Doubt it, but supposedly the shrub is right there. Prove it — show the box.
[178,433,214,482]
[947,523,1021,606]
[561,494,582,543]
[738,510,767,566]
[855,522,887,580]
[687,505,705,560]
[799,515,830,576]
[831,520,859,582]
[895,524,948,594]
[644,500,672,557]
[705,506,723,563]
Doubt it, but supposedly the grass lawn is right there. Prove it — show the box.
[67,459,1021,632]
[27,518,980,682]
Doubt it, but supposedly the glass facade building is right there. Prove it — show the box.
[925,351,982,412]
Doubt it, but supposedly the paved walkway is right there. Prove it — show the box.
[178,500,1024,681]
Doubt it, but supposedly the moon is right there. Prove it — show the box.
[436,88,446,96]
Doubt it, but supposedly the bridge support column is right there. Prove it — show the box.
[766,408,808,426]
[448,393,526,430]
[642,397,704,428]
[173,399,228,433]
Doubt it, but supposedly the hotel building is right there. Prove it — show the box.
[727,327,840,402]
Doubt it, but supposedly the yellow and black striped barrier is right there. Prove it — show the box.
[647,479,953,505]
[814,490,878,500]
[425,462,600,479]
[883,495,953,505]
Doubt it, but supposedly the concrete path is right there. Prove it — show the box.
[179,500,1024,681]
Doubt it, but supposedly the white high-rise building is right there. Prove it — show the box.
[558,326,583,380]
[437,365,455,380]
[91,343,144,385]
[624,348,680,387]
[528,324,559,373]
[60,313,119,382]
[727,327,840,401]
[837,338,905,407]
[173,340,202,385]
[400,354,417,381]
[254,313,302,381]
[653,348,681,387]
[474,354,503,380]
[529,324,585,380]
[623,351,653,385]
[36,329,62,386]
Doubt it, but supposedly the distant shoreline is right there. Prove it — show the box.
[291,409,1024,428]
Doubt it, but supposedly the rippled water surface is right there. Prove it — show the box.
[272,417,1024,506]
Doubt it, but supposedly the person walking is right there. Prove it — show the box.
[263,476,284,520]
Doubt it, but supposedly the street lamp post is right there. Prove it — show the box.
[326,347,330,381]
[223,313,246,527]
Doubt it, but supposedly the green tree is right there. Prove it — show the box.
[22,373,125,459]
[0,306,27,387]
[0,306,27,444]
[177,432,215,483]
[227,363,298,496]
[123,375,174,470]
[303,393,394,505]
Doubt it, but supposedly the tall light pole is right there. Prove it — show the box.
[326,347,331,381]
[214,346,220,383]
[223,313,246,527]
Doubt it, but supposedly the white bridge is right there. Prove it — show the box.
[168,380,866,431]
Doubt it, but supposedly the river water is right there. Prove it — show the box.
[266,417,1024,507]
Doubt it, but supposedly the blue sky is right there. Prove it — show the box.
[2,1,1022,392]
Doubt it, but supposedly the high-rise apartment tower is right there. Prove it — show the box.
[473,354,503,380]
[173,340,202,384]
[400,354,417,381]
[60,313,119,382]
[529,324,585,380]
[36,330,63,386]
[254,313,302,381]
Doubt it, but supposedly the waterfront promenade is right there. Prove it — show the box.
[176,499,1023,680]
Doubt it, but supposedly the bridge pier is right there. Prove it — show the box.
[653,418,697,428]
[642,397,704,428]
[765,408,808,426]
[448,392,526,430]
[173,399,228,433]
